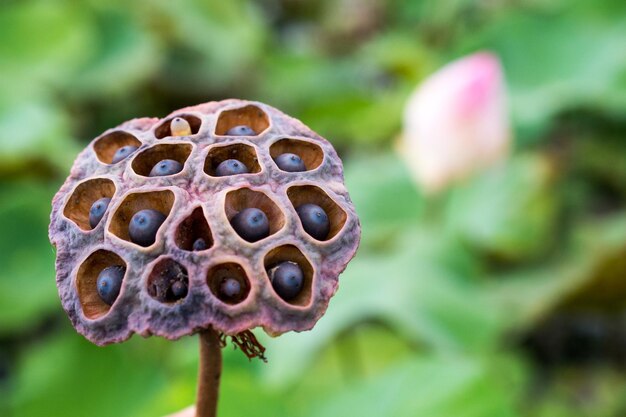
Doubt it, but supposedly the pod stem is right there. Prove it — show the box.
[196,328,223,417]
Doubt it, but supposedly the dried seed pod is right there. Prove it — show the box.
[49,100,360,346]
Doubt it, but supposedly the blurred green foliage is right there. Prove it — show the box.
[0,0,625,416]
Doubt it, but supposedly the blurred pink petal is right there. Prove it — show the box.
[402,52,511,193]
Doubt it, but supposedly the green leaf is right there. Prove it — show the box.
[148,0,268,90]
[308,355,523,417]
[69,9,161,97]
[343,152,425,250]
[0,182,60,334]
[299,90,408,146]
[484,214,626,332]
[0,97,79,171]
[0,0,94,90]
[446,154,558,262]
[8,330,174,417]
[258,48,414,145]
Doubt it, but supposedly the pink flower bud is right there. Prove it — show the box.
[402,52,511,193]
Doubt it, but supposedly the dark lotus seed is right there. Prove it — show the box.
[129,209,167,247]
[219,277,243,302]
[169,280,188,300]
[192,238,208,251]
[274,153,306,172]
[296,203,330,240]
[215,159,249,176]
[149,159,183,177]
[149,263,188,302]
[230,208,270,242]
[225,125,256,136]
[111,145,138,164]
[270,261,304,301]
[96,265,125,306]
[89,197,111,229]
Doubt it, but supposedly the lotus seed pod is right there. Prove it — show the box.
[49,100,361,346]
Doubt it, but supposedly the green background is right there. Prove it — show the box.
[1,0,625,416]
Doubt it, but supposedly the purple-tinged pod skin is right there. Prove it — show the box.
[49,100,360,346]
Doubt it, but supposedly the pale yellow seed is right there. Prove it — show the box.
[170,117,192,136]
